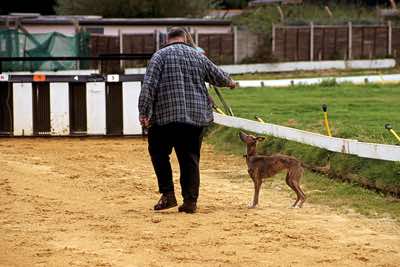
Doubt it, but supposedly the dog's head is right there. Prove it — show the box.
[239,131,265,146]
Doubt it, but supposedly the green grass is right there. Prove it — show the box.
[210,83,400,144]
[205,83,400,220]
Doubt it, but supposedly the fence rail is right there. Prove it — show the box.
[214,113,400,162]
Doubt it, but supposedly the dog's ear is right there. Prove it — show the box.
[256,136,265,141]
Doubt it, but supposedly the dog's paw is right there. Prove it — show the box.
[248,204,258,209]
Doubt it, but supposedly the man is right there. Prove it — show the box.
[138,27,235,213]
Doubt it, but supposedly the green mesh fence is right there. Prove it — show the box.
[0,29,90,71]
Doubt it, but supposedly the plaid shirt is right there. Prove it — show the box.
[138,42,231,127]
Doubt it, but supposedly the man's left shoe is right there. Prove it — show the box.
[154,192,177,211]
[178,201,197,213]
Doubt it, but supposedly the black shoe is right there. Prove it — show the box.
[154,192,177,211]
[178,201,197,213]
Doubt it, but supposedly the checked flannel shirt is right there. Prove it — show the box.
[138,42,232,127]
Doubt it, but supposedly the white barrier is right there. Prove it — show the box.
[124,59,396,75]
[5,81,142,136]
[220,59,396,74]
[235,73,400,88]
[213,113,400,162]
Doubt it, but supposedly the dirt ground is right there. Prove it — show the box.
[0,138,399,267]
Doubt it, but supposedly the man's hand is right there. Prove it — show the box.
[139,115,150,128]
[228,79,237,89]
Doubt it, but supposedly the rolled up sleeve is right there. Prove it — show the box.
[203,57,231,87]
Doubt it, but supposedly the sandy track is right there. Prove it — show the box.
[0,138,399,267]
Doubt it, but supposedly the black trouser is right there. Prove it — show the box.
[148,122,205,203]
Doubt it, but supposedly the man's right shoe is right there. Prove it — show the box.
[178,201,197,213]
[154,192,177,211]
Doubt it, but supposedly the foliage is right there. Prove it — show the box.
[55,0,217,18]
[233,3,379,34]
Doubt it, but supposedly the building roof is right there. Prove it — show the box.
[0,15,232,26]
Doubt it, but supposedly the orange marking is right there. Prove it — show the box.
[33,74,46,82]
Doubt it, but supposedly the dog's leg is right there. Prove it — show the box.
[285,172,299,208]
[288,169,305,208]
[291,168,306,208]
[249,175,262,209]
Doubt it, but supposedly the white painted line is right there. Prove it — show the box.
[213,113,400,162]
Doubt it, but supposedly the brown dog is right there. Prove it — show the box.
[239,131,306,208]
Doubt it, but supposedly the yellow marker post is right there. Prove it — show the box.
[322,104,332,137]
[385,124,400,143]
[255,115,265,123]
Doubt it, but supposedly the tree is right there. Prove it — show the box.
[55,0,218,18]
[0,0,56,15]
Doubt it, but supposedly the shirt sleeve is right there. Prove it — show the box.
[138,54,163,118]
[203,56,231,87]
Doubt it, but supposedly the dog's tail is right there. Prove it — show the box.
[301,156,331,175]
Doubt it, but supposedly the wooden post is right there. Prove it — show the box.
[155,29,160,51]
[195,30,199,46]
[373,26,377,59]
[348,22,352,60]
[283,27,287,61]
[119,29,123,70]
[388,20,392,56]
[310,22,314,61]
[233,26,238,64]
[361,26,364,58]
[322,28,325,60]
[296,28,299,61]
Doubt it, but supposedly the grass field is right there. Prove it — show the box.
[210,82,400,145]
[206,82,400,220]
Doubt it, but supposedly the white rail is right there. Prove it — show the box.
[213,113,400,162]
[124,59,396,75]
[235,74,400,88]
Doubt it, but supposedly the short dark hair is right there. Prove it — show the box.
[167,27,187,39]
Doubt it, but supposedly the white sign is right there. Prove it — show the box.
[107,74,120,82]
[0,73,9,81]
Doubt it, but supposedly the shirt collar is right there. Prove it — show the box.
[161,42,193,49]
